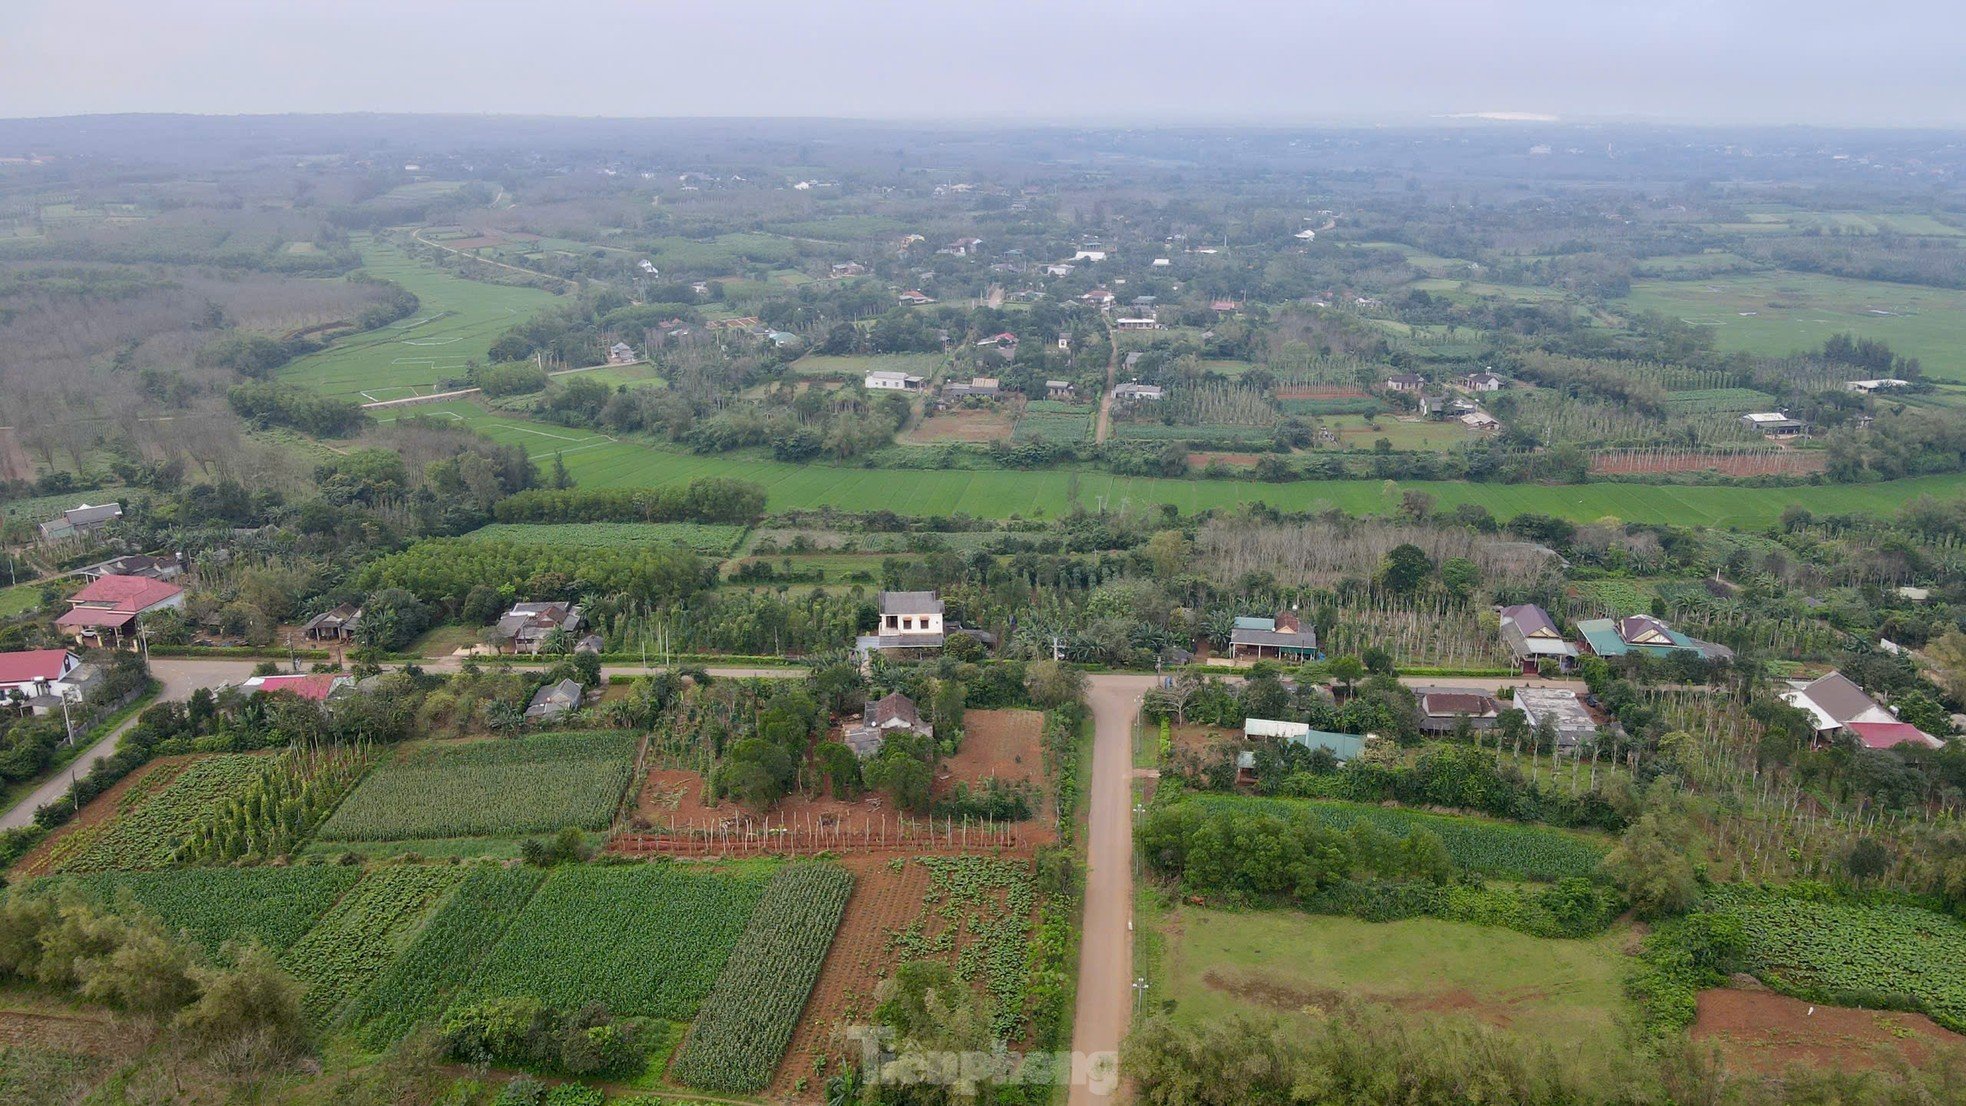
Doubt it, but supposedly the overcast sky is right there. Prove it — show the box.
[6,0,1963,126]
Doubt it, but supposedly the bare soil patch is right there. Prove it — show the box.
[1188,451,1262,468]
[1692,988,1963,1075]
[938,709,1044,795]
[905,407,1016,444]
[0,426,36,482]
[10,755,196,878]
[1169,723,1241,762]
[0,1005,123,1056]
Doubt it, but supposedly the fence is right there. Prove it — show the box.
[611,813,1024,857]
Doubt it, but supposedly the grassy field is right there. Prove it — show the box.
[463,521,746,555]
[1621,272,1966,382]
[276,237,557,401]
[371,398,1966,527]
[1325,414,1478,450]
[0,581,48,617]
[1153,903,1628,1047]
[556,364,667,390]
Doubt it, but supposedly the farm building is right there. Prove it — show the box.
[39,502,123,542]
[54,575,183,647]
[1575,615,1732,662]
[1046,380,1075,400]
[1415,688,1503,733]
[72,553,182,583]
[1740,412,1804,437]
[1512,687,1601,751]
[1461,411,1500,430]
[1114,317,1163,331]
[1236,723,1368,779]
[1112,382,1164,401]
[842,690,934,758]
[865,370,925,391]
[1498,604,1578,673]
[524,678,586,721]
[1846,378,1911,394]
[241,673,354,702]
[1781,671,1943,750]
[491,602,587,655]
[1228,611,1320,662]
[301,603,364,642]
[943,376,1002,399]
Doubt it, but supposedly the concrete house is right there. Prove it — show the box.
[240,673,354,702]
[1415,688,1503,734]
[1112,382,1164,401]
[525,678,586,721]
[865,370,925,391]
[607,342,637,364]
[857,591,946,656]
[1781,671,1943,750]
[1741,412,1804,437]
[301,603,364,642]
[1384,373,1425,393]
[1464,371,1505,392]
[0,649,89,707]
[1575,614,1733,661]
[39,502,123,542]
[1513,687,1600,751]
[73,553,182,583]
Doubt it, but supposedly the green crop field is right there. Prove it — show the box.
[1151,903,1627,1046]
[36,866,361,956]
[458,863,772,1019]
[341,864,545,1046]
[669,863,853,1092]
[316,731,639,843]
[1703,887,1966,1032]
[281,865,467,1019]
[556,364,666,390]
[60,754,272,872]
[1325,414,1476,451]
[0,488,116,523]
[463,521,746,555]
[1621,272,1966,382]
[1659,388,1779,413]
[1193,796,1609,882]
[276,238,557,401]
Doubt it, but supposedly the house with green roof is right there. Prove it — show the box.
[1575,614,1733,661]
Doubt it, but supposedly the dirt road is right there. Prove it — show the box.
[1093,321,1119,444]
[1070,673,1158,1103]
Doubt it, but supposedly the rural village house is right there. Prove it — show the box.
[240,672,354,701]
[491,602,587,655]
[1414,688,1503,734]
[1512,686,1603,751]
[73,553,182,583]
[1575,614,1733,661]
[1228,611,1320,662]
[39,502,123,543]
[865,370,925,391]
[0,649,94,710]
[842,690,933,758]
[525,678,586,721]
[1781,671,1944,751]
[1498,603,1579,673]
[55,575,184,647]
[301,604,364,642]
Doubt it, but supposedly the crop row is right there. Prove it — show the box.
[463,521,747,555]
[455,864,771,1020]
[174,745,373,864]
[669,863,854,1092]
[281,865,467,1020]
[919,856,1040,1038]
[341,865,546,1048]
[316,732,639,842]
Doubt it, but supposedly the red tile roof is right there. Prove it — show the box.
[1845,721,1943,751]
[0,649,71,684]
[245,674,343,701]
[55,607,137,629]
[67,574,182,613]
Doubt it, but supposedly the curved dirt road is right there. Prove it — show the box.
[1070,673,1158,1103]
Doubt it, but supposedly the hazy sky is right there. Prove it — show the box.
[6,0,1964,126]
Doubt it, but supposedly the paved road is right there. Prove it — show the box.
[0,658,246,830]
[1070,673,1158,1104]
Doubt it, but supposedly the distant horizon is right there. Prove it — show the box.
[7,0,1964,128]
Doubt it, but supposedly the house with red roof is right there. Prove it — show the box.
[1781,671,1944,751]
[54,575,184,647]
[240,672,354,702]
[0,649,85,701]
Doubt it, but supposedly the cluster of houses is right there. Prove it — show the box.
[1383,372,1505,431]
[1496,604,1731,674]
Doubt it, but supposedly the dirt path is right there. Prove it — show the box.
[412,228,578,290]
[1094,321,1119,444]
[1070,674,1158,1103]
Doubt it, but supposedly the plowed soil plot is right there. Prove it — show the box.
[937,709,1044,795]
[1692,988,1964,1074]
[0,1007,122,1055]
[9,755,194,878]
[772,855,932,1100]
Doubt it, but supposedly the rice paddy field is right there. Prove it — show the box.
[372,396,1966,527]
[276,237,557,401]
[1620,272,1966,383]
